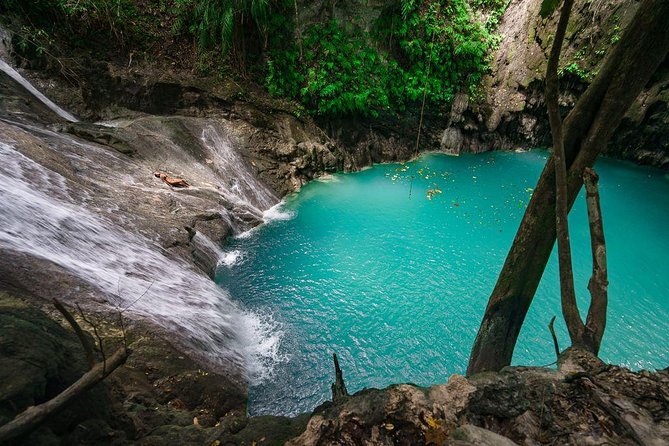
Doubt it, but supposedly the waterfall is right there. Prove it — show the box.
[0,59,78,122]
[200,124,278,218]
[0,141,281,378]
[0,56,287,380]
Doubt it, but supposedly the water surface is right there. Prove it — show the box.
[217,150,669,416]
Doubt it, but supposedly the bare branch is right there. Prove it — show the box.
[548,316,561,361]
[76,304,106,374]
[121,280,154,314]
[52,299,95,369]
[0,347,130,443]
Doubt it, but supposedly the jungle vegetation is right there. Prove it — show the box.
[0,0,508,117]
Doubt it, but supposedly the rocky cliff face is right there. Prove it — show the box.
[440,0,669,169]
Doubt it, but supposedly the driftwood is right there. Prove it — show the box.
[331,353,348,403]
[0,301,131,443]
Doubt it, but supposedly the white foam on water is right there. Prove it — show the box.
[0,59,78,122]
[262,202,295,223]
[219,250,244,267]
[0,141,281,380]
[316,174,341,183]
[236,311,289,383]
[235,229,257,240]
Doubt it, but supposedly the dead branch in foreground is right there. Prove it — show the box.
[0,301,131,443]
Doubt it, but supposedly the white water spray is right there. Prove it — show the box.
[0,59,78,122]
[0,141,281,379]
[200,125,277,218]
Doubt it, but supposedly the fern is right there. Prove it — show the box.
[177,0,277,56]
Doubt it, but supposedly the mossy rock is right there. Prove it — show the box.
[0,293,122,444]
[0,293,87,424]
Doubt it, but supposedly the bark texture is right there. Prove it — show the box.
[583,167,608,354]
[331,353,349,403]
[467,0,669,375]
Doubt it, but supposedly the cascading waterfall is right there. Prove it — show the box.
[0,59,78,122]
[200,125,278,219]
[0,141,281,379]
[0,63,285,380]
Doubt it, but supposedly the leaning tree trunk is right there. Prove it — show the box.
[545,0,587,349]
[467,0,669,375]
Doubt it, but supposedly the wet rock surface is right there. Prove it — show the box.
[444,0,669,169]
[290,349,669,445]
[0,292,310,446]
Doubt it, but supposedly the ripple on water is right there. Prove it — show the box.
[217,151,669,416]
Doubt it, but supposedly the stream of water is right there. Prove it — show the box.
[0,59,78,122]
[217,151,669,416]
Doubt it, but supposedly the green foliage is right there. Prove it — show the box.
[1,0,508,118]
[1,0,144,55]
[172,0,277,54]
[266,0,506,117]
[385,0,497,104]
[558,62,589,81]
[267,21,395,117]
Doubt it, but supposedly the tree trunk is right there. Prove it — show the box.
[467,0,669,375]
[583,167,608,354]
[331,353,349,403]
[545,0,588,349]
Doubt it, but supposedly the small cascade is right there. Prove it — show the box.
[200,125,278,219]
[0,141,280,379]
[0,59,78,122]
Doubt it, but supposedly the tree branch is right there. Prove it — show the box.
[77,304,106,374]
[0,347,130,443]
[545,0,585,347]
[52,298,95,369]
[548,316,561,360]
